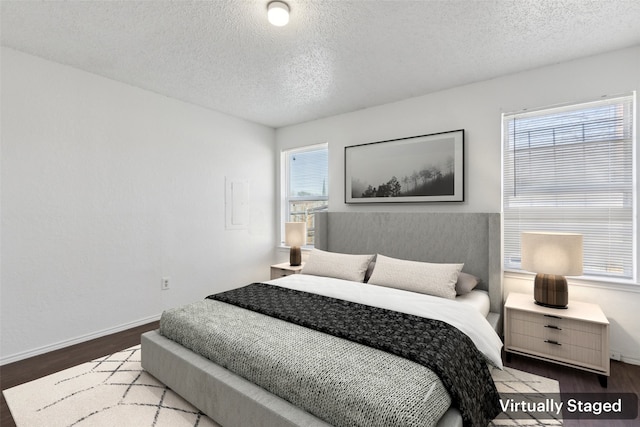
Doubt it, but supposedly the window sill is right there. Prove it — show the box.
[276,245,313,252]
[504,270,640,293]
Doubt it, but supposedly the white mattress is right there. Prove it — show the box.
[456,289,490,317]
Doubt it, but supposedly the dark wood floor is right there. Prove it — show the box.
[1,323,638,426]
[506,354,640,427]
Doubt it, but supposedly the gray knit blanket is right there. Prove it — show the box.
[160,302,451,426]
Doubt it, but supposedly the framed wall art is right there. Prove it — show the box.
[345,129,464,203]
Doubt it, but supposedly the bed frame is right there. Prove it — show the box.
[142,212,503,427]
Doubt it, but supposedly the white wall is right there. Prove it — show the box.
[0,47,276,364]
[276,46,640,364]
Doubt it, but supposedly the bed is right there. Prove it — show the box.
[142,212,503,427]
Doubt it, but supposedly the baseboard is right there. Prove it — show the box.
[620,355,640,366]
[0,314,161,366]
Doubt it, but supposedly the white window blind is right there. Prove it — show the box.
[283,144,328,246]
[503,93,635,281]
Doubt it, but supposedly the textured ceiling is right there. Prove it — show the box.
[2,0,640,128]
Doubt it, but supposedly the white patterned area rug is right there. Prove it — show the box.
[4,345,561,427]
[3,346,220,427]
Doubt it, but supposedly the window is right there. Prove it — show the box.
[282,144,328,246]
[503,93,635,281]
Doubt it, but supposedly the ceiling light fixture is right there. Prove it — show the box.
[267,1,289,27]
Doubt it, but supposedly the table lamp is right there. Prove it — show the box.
[285,222,306,266]
[521,231,583,308]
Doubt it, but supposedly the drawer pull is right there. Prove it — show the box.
[544,314,563,319]
[545,325,562,330]
[544,340,562,346]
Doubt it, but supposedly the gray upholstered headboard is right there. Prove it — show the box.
[314,212,503,321]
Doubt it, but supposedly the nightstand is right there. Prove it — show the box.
[270,262,304,280]
[504,292,610,387]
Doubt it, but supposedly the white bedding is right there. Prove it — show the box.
[457,289,490,317]
[266,274,503,368]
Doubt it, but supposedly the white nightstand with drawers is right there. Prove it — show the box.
[504,292,610,387]
[270,262,304,280]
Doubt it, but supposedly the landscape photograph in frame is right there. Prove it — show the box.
[345,129,464,203]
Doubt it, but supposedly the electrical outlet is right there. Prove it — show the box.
[610,351,621,361]
[162,277,170,290]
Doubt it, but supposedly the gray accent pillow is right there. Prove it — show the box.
[367,254,463,299]
[456,272,480,295]
[364,260,376,283]
[302,249,375,282]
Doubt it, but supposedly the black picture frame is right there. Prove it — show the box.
[345,129,464,203]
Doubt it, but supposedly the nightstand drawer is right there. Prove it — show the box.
[509,317,603,350]
[270,267,297,279]
[511,310,602,334]
[270,262,304,280]
[510,333,604,369]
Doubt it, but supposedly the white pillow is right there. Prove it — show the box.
[367,254,463,299]
[302,249,374,282]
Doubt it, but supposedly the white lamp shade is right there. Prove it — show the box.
[521,232,583,276]
[268,1,289,26]
[285,222,306,247]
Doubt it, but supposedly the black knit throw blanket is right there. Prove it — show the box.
[208,283,500,427]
